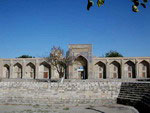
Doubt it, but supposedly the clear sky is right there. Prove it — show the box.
[0,0,150,58]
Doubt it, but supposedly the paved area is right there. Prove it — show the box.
[0,104,139,113]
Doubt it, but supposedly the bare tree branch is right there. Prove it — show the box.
[45,46,74,79]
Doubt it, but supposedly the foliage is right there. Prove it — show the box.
[131,0,148,12]
[105,50,123,57]
[46,46,73,78]
[87,0,149,12]
[17,55,34,58]
[87,0,94,10]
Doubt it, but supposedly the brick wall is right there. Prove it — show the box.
[0,81,121,105]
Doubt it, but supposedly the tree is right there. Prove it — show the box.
[87,0,148,12]
[17,55,34,58]
[45,46,73,79]
[105,50,123,57]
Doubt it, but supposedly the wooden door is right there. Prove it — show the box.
[44,72,48,78]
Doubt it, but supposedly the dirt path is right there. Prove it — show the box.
[0,104,139,113]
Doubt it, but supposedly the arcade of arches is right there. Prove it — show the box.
[1,58,150,80]
[0,44,150,80]
[1,62,52,80]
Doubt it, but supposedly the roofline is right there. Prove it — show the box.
[1,56,150,60]
[0,58,44,60]
[68,44,92,45]
[93,57,150,59]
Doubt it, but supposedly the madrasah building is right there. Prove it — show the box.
[0,44,150,80]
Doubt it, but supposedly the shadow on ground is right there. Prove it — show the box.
[86,107,105,113]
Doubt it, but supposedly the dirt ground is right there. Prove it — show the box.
[0,104,139,113]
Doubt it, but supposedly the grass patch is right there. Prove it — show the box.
[33,104,40,108]
[23,109,33,113]
[75,104,79,106]
[63,107,69,110]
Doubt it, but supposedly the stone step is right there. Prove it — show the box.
[117,97,140,106]
[117,82,150,112]
[120,88,150,92]
[119,92,144,96]
[118,95,144,99]
[118,95,142,100]
[120,86,150,89]
[119,91,147,95]
[121,84,150,88]
[121,84,150,87]
[120,88,150,90]
[142,96,150,102]
[142,101,150,107]
[121,84,150,86]
[119,92,146,96]
[117,97,141,101]
[120,88,149,91]
[119,90,148,93]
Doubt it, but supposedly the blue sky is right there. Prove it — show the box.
[0,0,150,58]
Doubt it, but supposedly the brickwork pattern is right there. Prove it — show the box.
[0,81,121,105]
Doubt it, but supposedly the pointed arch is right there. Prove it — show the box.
[74,54,88,62]
[75,55,88,66]
[74,55,88,79]
[95,61,106,79]
[139,60,150,78]
[25,62,36,79]
[125,61,136,78]
[39,61,51,79]
[110,61,121,79]
[3,64,10,78]
[13,63,22,78]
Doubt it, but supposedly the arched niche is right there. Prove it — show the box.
[139,60,150,78]
[13,63,22,78]
[110,61,121,79]
[39,62,51,79]
[3,64,10,78]
[74,56,88,79]
[25,62,35,79]
[125,61,136,78]
[95,61,106,79]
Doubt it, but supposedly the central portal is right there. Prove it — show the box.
[77,66,86,79]
[68,44,92,79]
[74,56,88,79]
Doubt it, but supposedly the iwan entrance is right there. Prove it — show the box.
[74,56,88,79]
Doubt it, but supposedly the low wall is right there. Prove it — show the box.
[0,81,121,105]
